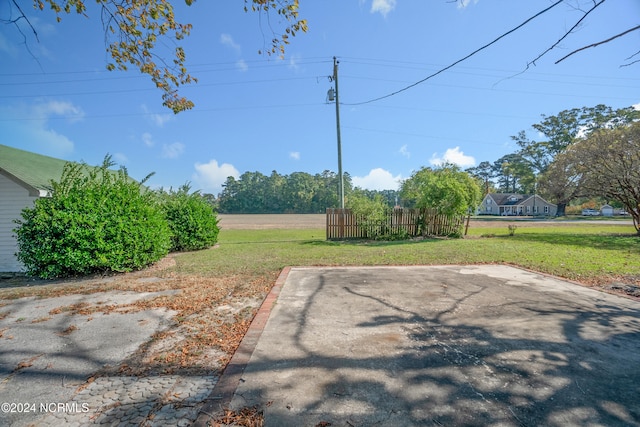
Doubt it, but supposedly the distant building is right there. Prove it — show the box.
[600,204,614,217]
[479,193,557,217]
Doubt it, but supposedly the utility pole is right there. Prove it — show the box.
[333,56,345,209]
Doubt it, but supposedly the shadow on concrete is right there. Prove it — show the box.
[0,292,189,426]
[221,266,640,426]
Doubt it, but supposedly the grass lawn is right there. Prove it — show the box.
[174,223,639,286]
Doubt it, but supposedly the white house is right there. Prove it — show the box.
[479,193,558,217]
[600,204,614,217]
[0,145,68,272]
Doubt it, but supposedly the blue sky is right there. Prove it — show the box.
[1,0,639,194]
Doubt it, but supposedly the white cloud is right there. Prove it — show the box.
[633,102,640,111]
[353,168,402,191]
[142,132,154,147]
[457,0,480,9]
[141,104,172,127]
[162,142,185,159]
[28,16,57,38]
[0,100,84,157]
[370,0,397,17]
[0,32,17,55]
[34,100,85,122]
[399,144,410,158]
[220,33,241,52]
[218,34,247,71]
[236,59,249,72]
[20,126,75,157]
[289,151,300,160]
[193,160,240,195]
[576,125,589,139]
[113,153,129,164]
[288,53,302,71]
[429,146,476,168]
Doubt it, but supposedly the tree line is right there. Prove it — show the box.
[214,164,480,217]
[215,170,399,214]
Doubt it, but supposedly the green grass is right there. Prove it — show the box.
[172,224,640,286]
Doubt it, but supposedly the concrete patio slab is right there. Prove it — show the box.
[198,265,640,427]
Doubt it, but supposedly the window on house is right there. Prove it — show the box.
[526,206,531,213]
[544,206,549,214]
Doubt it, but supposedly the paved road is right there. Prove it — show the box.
[198,265,640,426]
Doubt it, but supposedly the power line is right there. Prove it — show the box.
[341,73,639,92]
[0,76,318,98]
[342,125,511,147]
[343,0,565,106]
[0,57,332,78]
[0,102,323,122]
[341,56,640,82]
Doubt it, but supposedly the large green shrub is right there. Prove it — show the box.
[160,184,220,251]
[400,164,481,216]
[14,157,171,278]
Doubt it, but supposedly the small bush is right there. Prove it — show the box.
[375,228,410,241]
[160,184,220,252]
[14,157,171,278]
[347,192,390,239]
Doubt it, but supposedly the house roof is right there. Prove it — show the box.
[0,145,140,197]
[485,193,556,207]
[0,144,69,196]
[487,193,530,206]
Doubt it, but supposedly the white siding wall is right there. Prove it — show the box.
[0,173,36,272]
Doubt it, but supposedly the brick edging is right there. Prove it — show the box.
[193,266,291,426]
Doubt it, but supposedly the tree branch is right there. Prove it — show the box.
[526,0,606,68]
[555,24,640,64]
[1,0,44,71]
[8,0,39,42]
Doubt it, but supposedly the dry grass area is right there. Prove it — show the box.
[0,254,274,379]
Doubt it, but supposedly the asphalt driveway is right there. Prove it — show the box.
[198,265,640,426]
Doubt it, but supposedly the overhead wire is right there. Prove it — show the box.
[0,57,332,78]
[342,0,566,106]
[0,102,324,122]
[342,125,512,147]
[0,76,320,99]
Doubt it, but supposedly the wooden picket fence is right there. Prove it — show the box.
[326,208,465,240]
